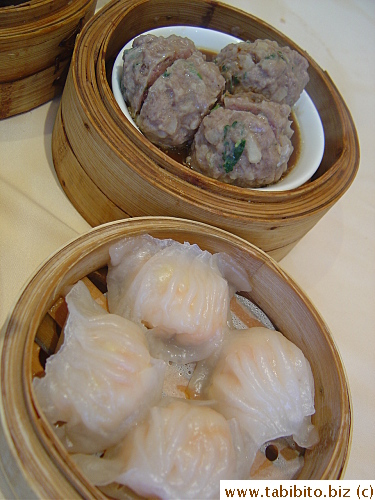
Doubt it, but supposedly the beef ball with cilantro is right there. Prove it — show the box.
[189,104,293,188]
[137,51,225,148]
[122,34,197,116]
[215,39,309,107]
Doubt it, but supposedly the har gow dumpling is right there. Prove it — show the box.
[107,234,251,362]
[33,280,166,454]
[73,399,249,499]
[204,327,319,461]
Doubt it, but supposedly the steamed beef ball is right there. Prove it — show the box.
[190,106,290,188]
[223,92,294,165]
[136,51,225,148]
[223,91,293,140]
[122,34,196,115]
[215,39,309,107]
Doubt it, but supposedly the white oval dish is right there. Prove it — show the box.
[112,26,325,192]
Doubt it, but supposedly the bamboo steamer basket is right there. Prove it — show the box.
[0,217,351,497]
[0,0,97,119]
[52,0,359,261]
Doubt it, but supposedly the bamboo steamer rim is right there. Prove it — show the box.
[0,0,97,118]
[0,0,95,35]
[0,217,352,496]
[63,0,359,224]
[0,0,67,20]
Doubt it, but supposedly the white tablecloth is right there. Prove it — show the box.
[1,0,374,484]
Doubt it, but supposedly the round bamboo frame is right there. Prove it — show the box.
[0,0,97,119]
[0,217,352,496]
[52,0,359,261]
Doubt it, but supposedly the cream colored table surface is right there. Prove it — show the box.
[1,0,374,488]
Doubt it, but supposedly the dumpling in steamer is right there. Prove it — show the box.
[73,399,248,499]
[106,234,251,362]
[33,280,166,454]
[192,327,319,468]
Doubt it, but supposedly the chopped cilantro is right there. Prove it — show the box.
[222,138,246,173]
[228,75,240,92]
[265,51,286,61]
[223,121,238,139]
[188,64,203,79]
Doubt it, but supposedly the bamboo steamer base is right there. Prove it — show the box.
[54,104,321,259]
[0,0,97,119]
[0,217,352,497]
[1,62,69,119]
[52,0,359,261]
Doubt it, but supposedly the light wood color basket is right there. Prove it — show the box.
[0,0,97,119]
[52,0,359,261]
[0,217,351,497]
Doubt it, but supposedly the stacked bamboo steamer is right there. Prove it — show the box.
[52,0,359,261]
[0,218,352,497]
[0,1,355,496]
[0,0,97,119]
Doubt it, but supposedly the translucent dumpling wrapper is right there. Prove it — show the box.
[33,280,166,454]
[189,327,319,467]
[106,234,252,362]
[73,399,250,499]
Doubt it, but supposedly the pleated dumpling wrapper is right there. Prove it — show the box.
[33,280,166,454]
[73,399,249,499]
[106,234,252,362]
[189,327,319,470]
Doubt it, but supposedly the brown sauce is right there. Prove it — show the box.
[202,49,217,62]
